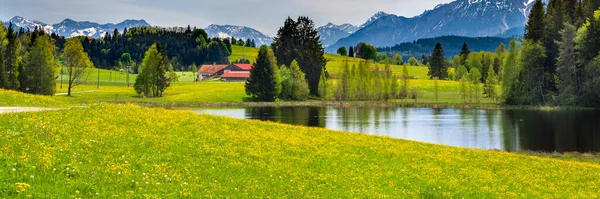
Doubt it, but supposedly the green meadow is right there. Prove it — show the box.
[0,102,599,197]
[41,45,495,107]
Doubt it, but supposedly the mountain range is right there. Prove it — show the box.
[3,16,150,38]
[4,0,542,51]
[204,24,273,46]
[324,0,538,52]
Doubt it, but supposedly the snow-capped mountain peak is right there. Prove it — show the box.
[360,11,393,29]
[204,24,273,46]
[4,16,150,38]
[317,22,359,47]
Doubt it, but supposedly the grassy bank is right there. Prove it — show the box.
[0,89,69,108]
[0,104,598,197]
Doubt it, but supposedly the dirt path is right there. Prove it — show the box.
[0,107,59,114]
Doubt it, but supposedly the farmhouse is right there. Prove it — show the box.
[220,71,251,82]
[198,64,229,80]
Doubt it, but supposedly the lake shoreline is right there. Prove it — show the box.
[102,101,599,110]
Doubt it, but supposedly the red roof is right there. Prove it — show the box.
[234,64,253,71]
[199,64,229,74]
[221,71,250,78]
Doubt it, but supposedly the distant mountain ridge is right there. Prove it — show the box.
[204,24,273,46]
[316,23,358,47]
[379,35,515,59]
[326,0,537,52]
[3,16,150,38]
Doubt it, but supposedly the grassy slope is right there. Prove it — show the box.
[0,89,68,108]
[229,46,491,105]
[0,104,598,198]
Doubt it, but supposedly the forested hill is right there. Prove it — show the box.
[377,36,515,59]
[78,26,233,71]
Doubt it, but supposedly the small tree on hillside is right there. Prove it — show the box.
[349,46,355,57]
[190,63,198,81]
[337,46,347,56]
[64,38,94,96]
[318,67,329,100]
[469,68,482,103]
[407,57,419,66]
[134,43,177,97]
[246,45,281,102]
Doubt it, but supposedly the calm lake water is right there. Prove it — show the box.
[192,107,600,153]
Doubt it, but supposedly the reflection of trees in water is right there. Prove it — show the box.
[244,107,327,127]
[500,110,519,152]
[333,107,396,135]
[501,110,600,152]
[485,110,498,149]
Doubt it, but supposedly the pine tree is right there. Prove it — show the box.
[246,45,280,102]
[555,22,578,104]
[509,40,547,105]
[460,42,470,65]
[21,35,57,95]
[502,40,520,103]
[525,0,546,42]
[272,16,327,96]
[5,22,20,90]
[349,46,354,57]
[428,42,448,79]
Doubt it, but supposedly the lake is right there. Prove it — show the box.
[192,107,600,153]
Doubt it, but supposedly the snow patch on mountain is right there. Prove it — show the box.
[205,24,273,46]
[4,16,150,38]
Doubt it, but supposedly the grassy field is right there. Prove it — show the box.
[0,46,494,108]
[0,103,599,197]
[0,89,69,108]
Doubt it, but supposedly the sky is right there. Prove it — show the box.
[1,0,453,36]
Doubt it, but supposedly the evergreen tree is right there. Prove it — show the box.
[460,42,470,65]
[509,40,547,105]
[525,0,546,42]
[64,38,94,96]
[272,16,327,96]
[428,42,448,79]
[555,22,578,104]
[21,35,57,95]
[349,46,354,57]
[4,22,20,90]
[502,40,520,103]
[246,45,280,102]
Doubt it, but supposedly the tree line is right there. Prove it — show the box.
[504,0,600,106]
[246,16,326,101]
[82,26,231,72]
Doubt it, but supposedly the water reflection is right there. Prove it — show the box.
[193,107,600,152]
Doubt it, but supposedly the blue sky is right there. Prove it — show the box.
[1,0,453,35]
